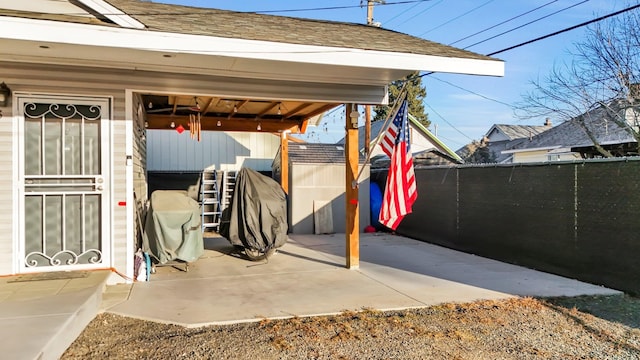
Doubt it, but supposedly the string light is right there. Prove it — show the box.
[217,120,222,127]
[257,122,262,131]
[170,121,175,128]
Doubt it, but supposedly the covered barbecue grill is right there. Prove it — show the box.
[142,190,204,267]
[220,168,288,260]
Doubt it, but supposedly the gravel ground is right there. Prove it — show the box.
[63,295,640,359]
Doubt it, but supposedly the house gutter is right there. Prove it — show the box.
[501,145,562,154]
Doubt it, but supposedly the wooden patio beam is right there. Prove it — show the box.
[280,131,289,194]
[345,103,359,269]
[146,114,300,133]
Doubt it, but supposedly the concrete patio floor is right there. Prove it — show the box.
[0,233,622,360]
[105,233,620,327]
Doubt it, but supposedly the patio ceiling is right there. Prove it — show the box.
[142,94,340,133]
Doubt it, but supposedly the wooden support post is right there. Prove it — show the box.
[364,105,371,155]
[280,131,289,194]
[345,103,360,269]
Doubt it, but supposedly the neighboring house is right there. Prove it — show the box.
[272,143,370,234]
[504,100,640,162]
[458,122,552,163]
[0,0,502,281]
[338,114,463,166]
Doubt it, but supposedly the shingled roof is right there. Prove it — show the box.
[99,0,493,61]
[286,143,366,164]
[512,101,638,150]
[486,124,550,141]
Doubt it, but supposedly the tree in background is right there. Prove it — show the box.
[517,9,640,157]
[458,138,496,164]
[374,72,430,128]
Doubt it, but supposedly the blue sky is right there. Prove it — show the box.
[155,0,631,149]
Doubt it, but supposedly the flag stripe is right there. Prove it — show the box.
[378,100,418,230]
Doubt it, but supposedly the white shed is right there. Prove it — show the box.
[273,143,370,234]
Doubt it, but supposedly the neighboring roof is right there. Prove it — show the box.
[287,143,366,164]
[370,148,459,168]
[408,114,463,162]
[506,101,638,153]
[457,122,553,163]
[486,124,550,141]
[337,113,462,162]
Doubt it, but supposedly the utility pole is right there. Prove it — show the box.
[363,1,384,155]
[364,0,385,26]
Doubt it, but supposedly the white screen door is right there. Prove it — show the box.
[18,96,111,271]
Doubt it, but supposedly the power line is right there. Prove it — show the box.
[42,0,433,16]
[416,1,640,79]
[434,134,466,147]
[418,0,496,37]
[424,102,474,141]
[382,0,435,26]
[487,2,640,56]
[429,76,516,109]
[448,0,559,46]
[252,0,432,14]
[394,0,445,25]
[417,3,640,145]
[463,0,590,50]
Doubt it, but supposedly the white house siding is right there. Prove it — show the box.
[512,149,578,163]
[289,163,370,234]
[0,61,127,275]
[112,101,128,275]
[147,130,281,172]
[0,102,13,274]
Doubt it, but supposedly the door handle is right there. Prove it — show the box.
[95,177,104,191]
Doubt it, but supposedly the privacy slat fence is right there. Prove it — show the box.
[372,158,640,295]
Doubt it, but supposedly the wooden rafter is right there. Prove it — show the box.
[256,102,280,118]
[200,97,218,116]
[303,103,339,120]
[227,99,250,119]
[171,96,178,115]
[284,103,312,119]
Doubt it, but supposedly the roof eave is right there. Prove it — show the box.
[0,16,504,83]
[407,114,463,162]
[502,145,564,154]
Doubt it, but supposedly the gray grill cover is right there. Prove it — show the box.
[220,168,288,251]
[142,190,204,264]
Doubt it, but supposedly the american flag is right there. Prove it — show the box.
[378,100,417,230]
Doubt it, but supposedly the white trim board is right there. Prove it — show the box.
[0,16,504,84]
[77,0,146,29]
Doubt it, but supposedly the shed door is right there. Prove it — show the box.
[18,96,111,271]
